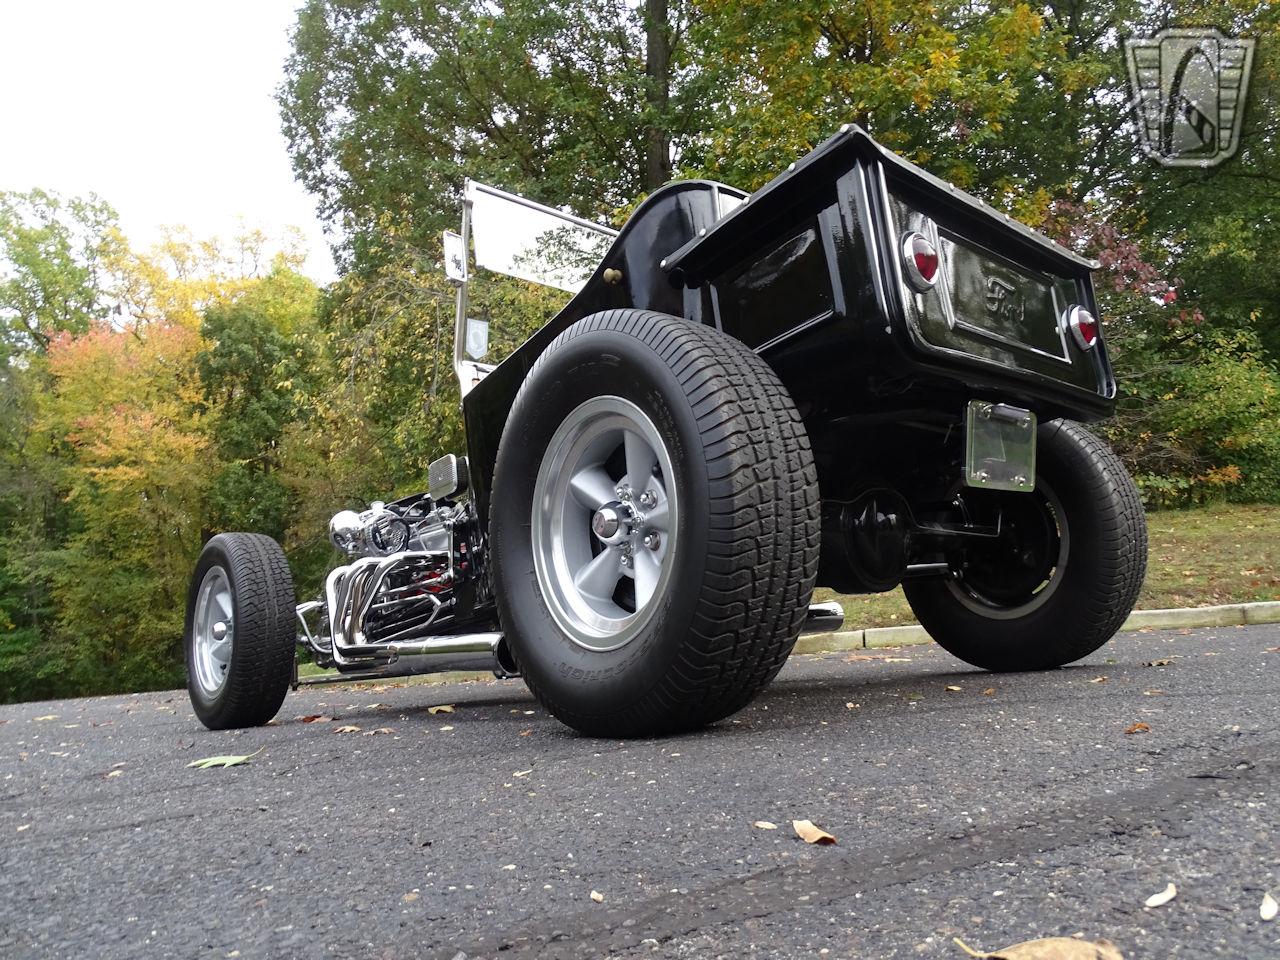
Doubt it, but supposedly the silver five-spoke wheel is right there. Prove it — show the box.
[532,396,678,651]
[192,566,234,697]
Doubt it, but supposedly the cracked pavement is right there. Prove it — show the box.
[1,624,1277,959]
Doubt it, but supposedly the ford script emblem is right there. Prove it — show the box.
[984,277,1023,325]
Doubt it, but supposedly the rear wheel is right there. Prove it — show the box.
[490,309,819,737]
[185,533,296,730]
[903,420,1147,671]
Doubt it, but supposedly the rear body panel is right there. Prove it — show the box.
[464,126,1113,553]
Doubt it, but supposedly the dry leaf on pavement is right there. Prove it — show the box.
[363,727,395,736]
[982,688,996,696]
[1088,676,1108,684]
[1144,659,1174,667]
[333,725,362,734]
[427,704,455,715]
[299,715,334,724]
[1261,892,1278,921]
[945,685,962,692]
[1124,722,1151,735]
[1144,882,1177,908]
[954,935,1124,959]
[792,819,837,844]
[590,890,604,903]
[187,749,262,769]
[753,821,778,830]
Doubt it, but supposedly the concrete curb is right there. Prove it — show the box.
[792,599,1280,655]
[306,600,1280,688]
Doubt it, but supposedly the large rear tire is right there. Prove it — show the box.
[185,533,296,730]
[490,309,819,737]
[903,420,1147,671]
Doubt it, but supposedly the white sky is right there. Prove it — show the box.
[0,0,337,282]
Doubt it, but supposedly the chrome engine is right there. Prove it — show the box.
[294,481,517,685]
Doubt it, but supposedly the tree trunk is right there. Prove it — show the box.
[644,0,672,190]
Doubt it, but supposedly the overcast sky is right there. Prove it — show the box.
[0,0,336,281]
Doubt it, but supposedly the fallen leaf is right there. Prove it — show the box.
[1144,882,1177,908]
[402,891,419,903]
[363,727,395,736]
[1265,647,1280,654]
[299,715,334,724]
[845,702,860,710]
[753,820,778,830]
[1261,892,1278,922]
[106,769,122,778]
[981,688,996,696]
[518,728,533,736]
[1144,659,1174,667]
[1088,676,1108,684]
[333,725,362,734]
[439,725,454,732]
[513,769,533,778]
[33,714,58,721]
[945,685,962,693]
[792,819,837,845]
[1142,689,1166,697]
[953,935,1124,959]
[427,704,455,715]
[187,748,263,770]
[1124,722,1151,735]
[16,823,31,832]
[590,890,604,903]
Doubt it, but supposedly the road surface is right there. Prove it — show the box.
[2,624,1277,959]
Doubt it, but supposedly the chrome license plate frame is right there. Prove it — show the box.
[964,401,1036,492]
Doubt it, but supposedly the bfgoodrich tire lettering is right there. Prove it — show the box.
[490,309,820,737]
[903,420,1147,671]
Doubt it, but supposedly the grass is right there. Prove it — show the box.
[818,502,1280,631]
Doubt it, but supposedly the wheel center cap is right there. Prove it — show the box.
[212,621,228,641]
[591,502,630,545]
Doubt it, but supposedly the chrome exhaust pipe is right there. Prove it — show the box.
[800,601,845,635]
[297,631,518,687]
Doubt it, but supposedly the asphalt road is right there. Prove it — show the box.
[2,624,1278,960]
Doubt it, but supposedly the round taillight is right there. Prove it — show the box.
[902,232,939,291]
[1066,305,1099,350]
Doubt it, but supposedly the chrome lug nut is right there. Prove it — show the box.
[643,531,661,551]
[638,489,657,509]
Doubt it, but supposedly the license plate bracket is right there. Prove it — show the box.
[964,401,1036,492]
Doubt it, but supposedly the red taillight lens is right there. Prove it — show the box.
[902,232,938,290]
[1067,306,1099,349]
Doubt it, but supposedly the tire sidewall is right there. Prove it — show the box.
[906,420,1134,667]
[185,537,236,725]
[491,327,712,720]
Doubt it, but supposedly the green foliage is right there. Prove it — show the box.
[280,0,702,268]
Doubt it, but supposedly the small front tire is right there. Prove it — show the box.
[185,533,296,730]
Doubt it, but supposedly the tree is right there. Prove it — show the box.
[280,0,705,269]
[197,263,320,540]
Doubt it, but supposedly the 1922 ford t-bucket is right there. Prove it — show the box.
[185,125,1147,736]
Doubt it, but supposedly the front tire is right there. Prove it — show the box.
[185,533,296,730]
[490,310,819,737]
[903,420,1147,671]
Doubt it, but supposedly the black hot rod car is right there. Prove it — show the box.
[185,125,1147,736]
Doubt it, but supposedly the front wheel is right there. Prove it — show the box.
[185,533,296,730]
[903,420,1147,672]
